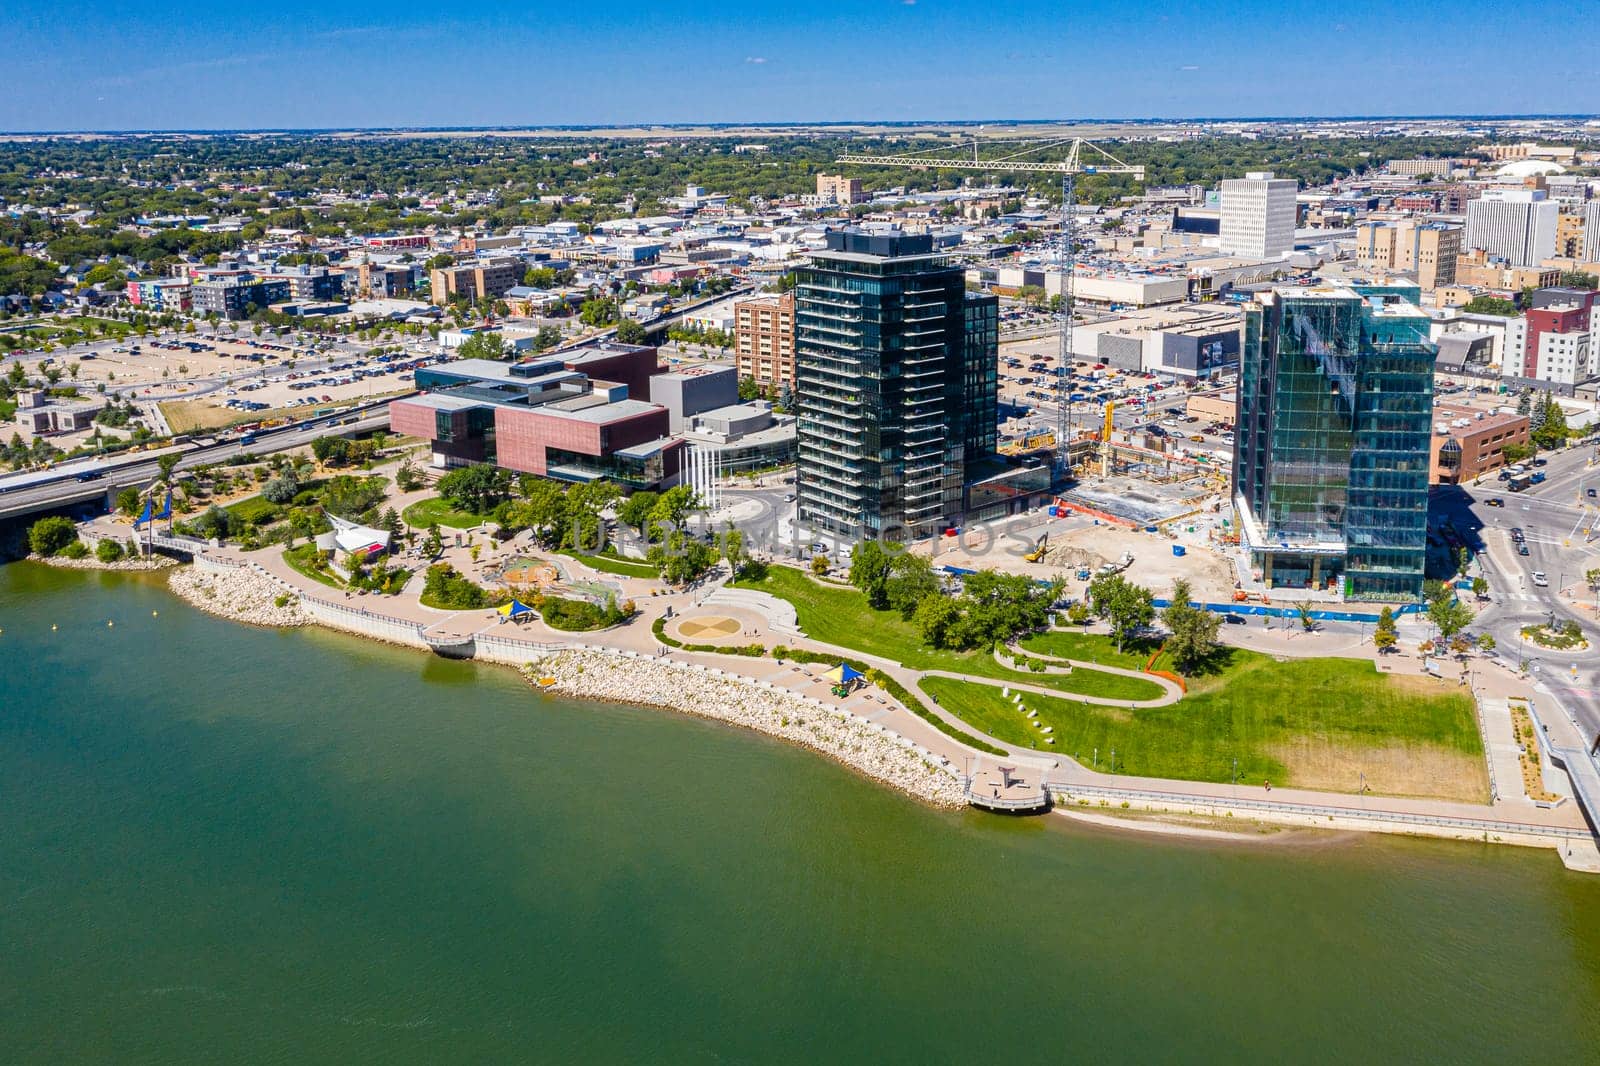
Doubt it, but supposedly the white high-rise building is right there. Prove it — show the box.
[1583,201,1600,264]
[1464,189,1558,267]
[1218,171,1298,259]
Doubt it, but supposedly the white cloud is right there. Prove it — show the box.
[745,56,768,64]
[1179,65,1200,71]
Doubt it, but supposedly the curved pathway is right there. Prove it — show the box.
[995,643,1183,705]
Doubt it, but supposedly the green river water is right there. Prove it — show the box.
[2,561,1599,1063]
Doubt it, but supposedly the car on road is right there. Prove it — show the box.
[1485,497,1504,507]
[1531,571,1548,587]
[1589,488,1597,498]
[1222,613,1247,625]
[1517,543,1531,556]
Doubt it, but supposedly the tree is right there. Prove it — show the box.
[719,525,745,576]
[811,554,830,576]
[394,460,421,492]
[913,592,961,648]
[95,537,125,564]
[422,523,444,558]
[1161,579,1219,675]
[115,486,142,516]
[456,331,509,361]
[615,319,647,345]
[436,463,512,514]
[28,515,78,556]
[1087,573,1154,653]
[1471,576,1489,600]
[617,490,659,535]
[310,435,352,466]
[1462,295,1518,317]
[507,479,569,545]
[156,452,181,485]
[1500,441,1535,464]
[565,479,620,550]
[885,552,939,619]
[1532,394,1570,450]
[648,530,717,585]
[262,470,299,504]
[1294,601,1317,631]
[1427,593,1474,641]
[849,540,894,609]
[1373,606,1398,654]
[1476,633,1496,654]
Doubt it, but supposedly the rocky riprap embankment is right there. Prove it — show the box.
[528,650,966,808]
[167,564,306,627]
[33,552,178,572]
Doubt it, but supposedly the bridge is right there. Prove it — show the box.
[0,399,401,525]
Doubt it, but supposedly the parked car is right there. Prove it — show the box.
[1485,497,1504,508]
[1222,614,1247,625]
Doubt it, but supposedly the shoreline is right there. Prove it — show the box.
[89,559,1600,868]
[527,650,967,808]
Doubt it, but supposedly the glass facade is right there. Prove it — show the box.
[1235,287,1435,602]
[793,231,998,540]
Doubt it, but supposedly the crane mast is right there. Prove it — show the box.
[836,138,1144,476]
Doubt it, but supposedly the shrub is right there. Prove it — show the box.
[60,539,89,559]
[28,515,78,556]
[95,538,125,563]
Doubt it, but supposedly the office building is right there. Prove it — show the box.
[1234,284,1437,602]
[1218,172,1298,259]
[1464,190,1558,267]
[793,230,999,540]
[429,257,524,302]
[1353,220,1462,290]
[815,174,865,205]
[1428,404,1530,485]
[733,292,796,388]
[1586,202,1600,264]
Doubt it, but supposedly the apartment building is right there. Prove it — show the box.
[1510,287,1600,385]
[1353,220,1462,289]
[794,230,999,540]
[814,174,865,205]
[429,257,524,302]
[1453,249,1561,292]
[1218,172,1298,259]
[191,277,290,319]
[1464,189,1558,267]
[733,292,795,388]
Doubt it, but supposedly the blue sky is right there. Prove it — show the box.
[1,1,1595,131]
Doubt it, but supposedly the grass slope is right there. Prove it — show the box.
[402,496,489,530]
[923,648,1486,800]
[735,567,1162,703]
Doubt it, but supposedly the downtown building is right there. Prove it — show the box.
[1464,189,1558,267]
[1218,172,1298,259]
[1234,284,1437,602]
[793,230,1011,541]
[733,292,796,389]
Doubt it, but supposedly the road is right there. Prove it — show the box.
[0,403,397,522]
[1433,441,1600,748]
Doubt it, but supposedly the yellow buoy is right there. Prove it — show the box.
[108,620,115,627]
[51,624,58,631]
[152,610,159,617]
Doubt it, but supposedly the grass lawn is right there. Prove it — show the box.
[1019,629,1160,670]
[559,549,659,578]
[283,543,343,589]
[922,652,1487,801]
[159,399,299,435]
[402,496,489,530]
[226,494,282,526]
[735,567,1163,703]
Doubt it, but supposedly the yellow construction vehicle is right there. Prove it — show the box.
[1024,533,1050,562]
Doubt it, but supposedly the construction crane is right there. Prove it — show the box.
[836,138,1145,476]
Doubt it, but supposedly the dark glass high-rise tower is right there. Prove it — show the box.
[1234,284,1436,602]
[794,230,998,540]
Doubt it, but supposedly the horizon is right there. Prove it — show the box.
[2,113,1598,138]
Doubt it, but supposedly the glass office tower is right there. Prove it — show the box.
[794,230,998,540]
[1234,284,1435,602]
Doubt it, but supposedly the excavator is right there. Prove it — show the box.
[1024,532,1050,563]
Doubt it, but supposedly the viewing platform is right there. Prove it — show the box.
[966,766,1051,813]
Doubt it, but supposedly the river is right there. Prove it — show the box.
[3,561,1598,1063]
